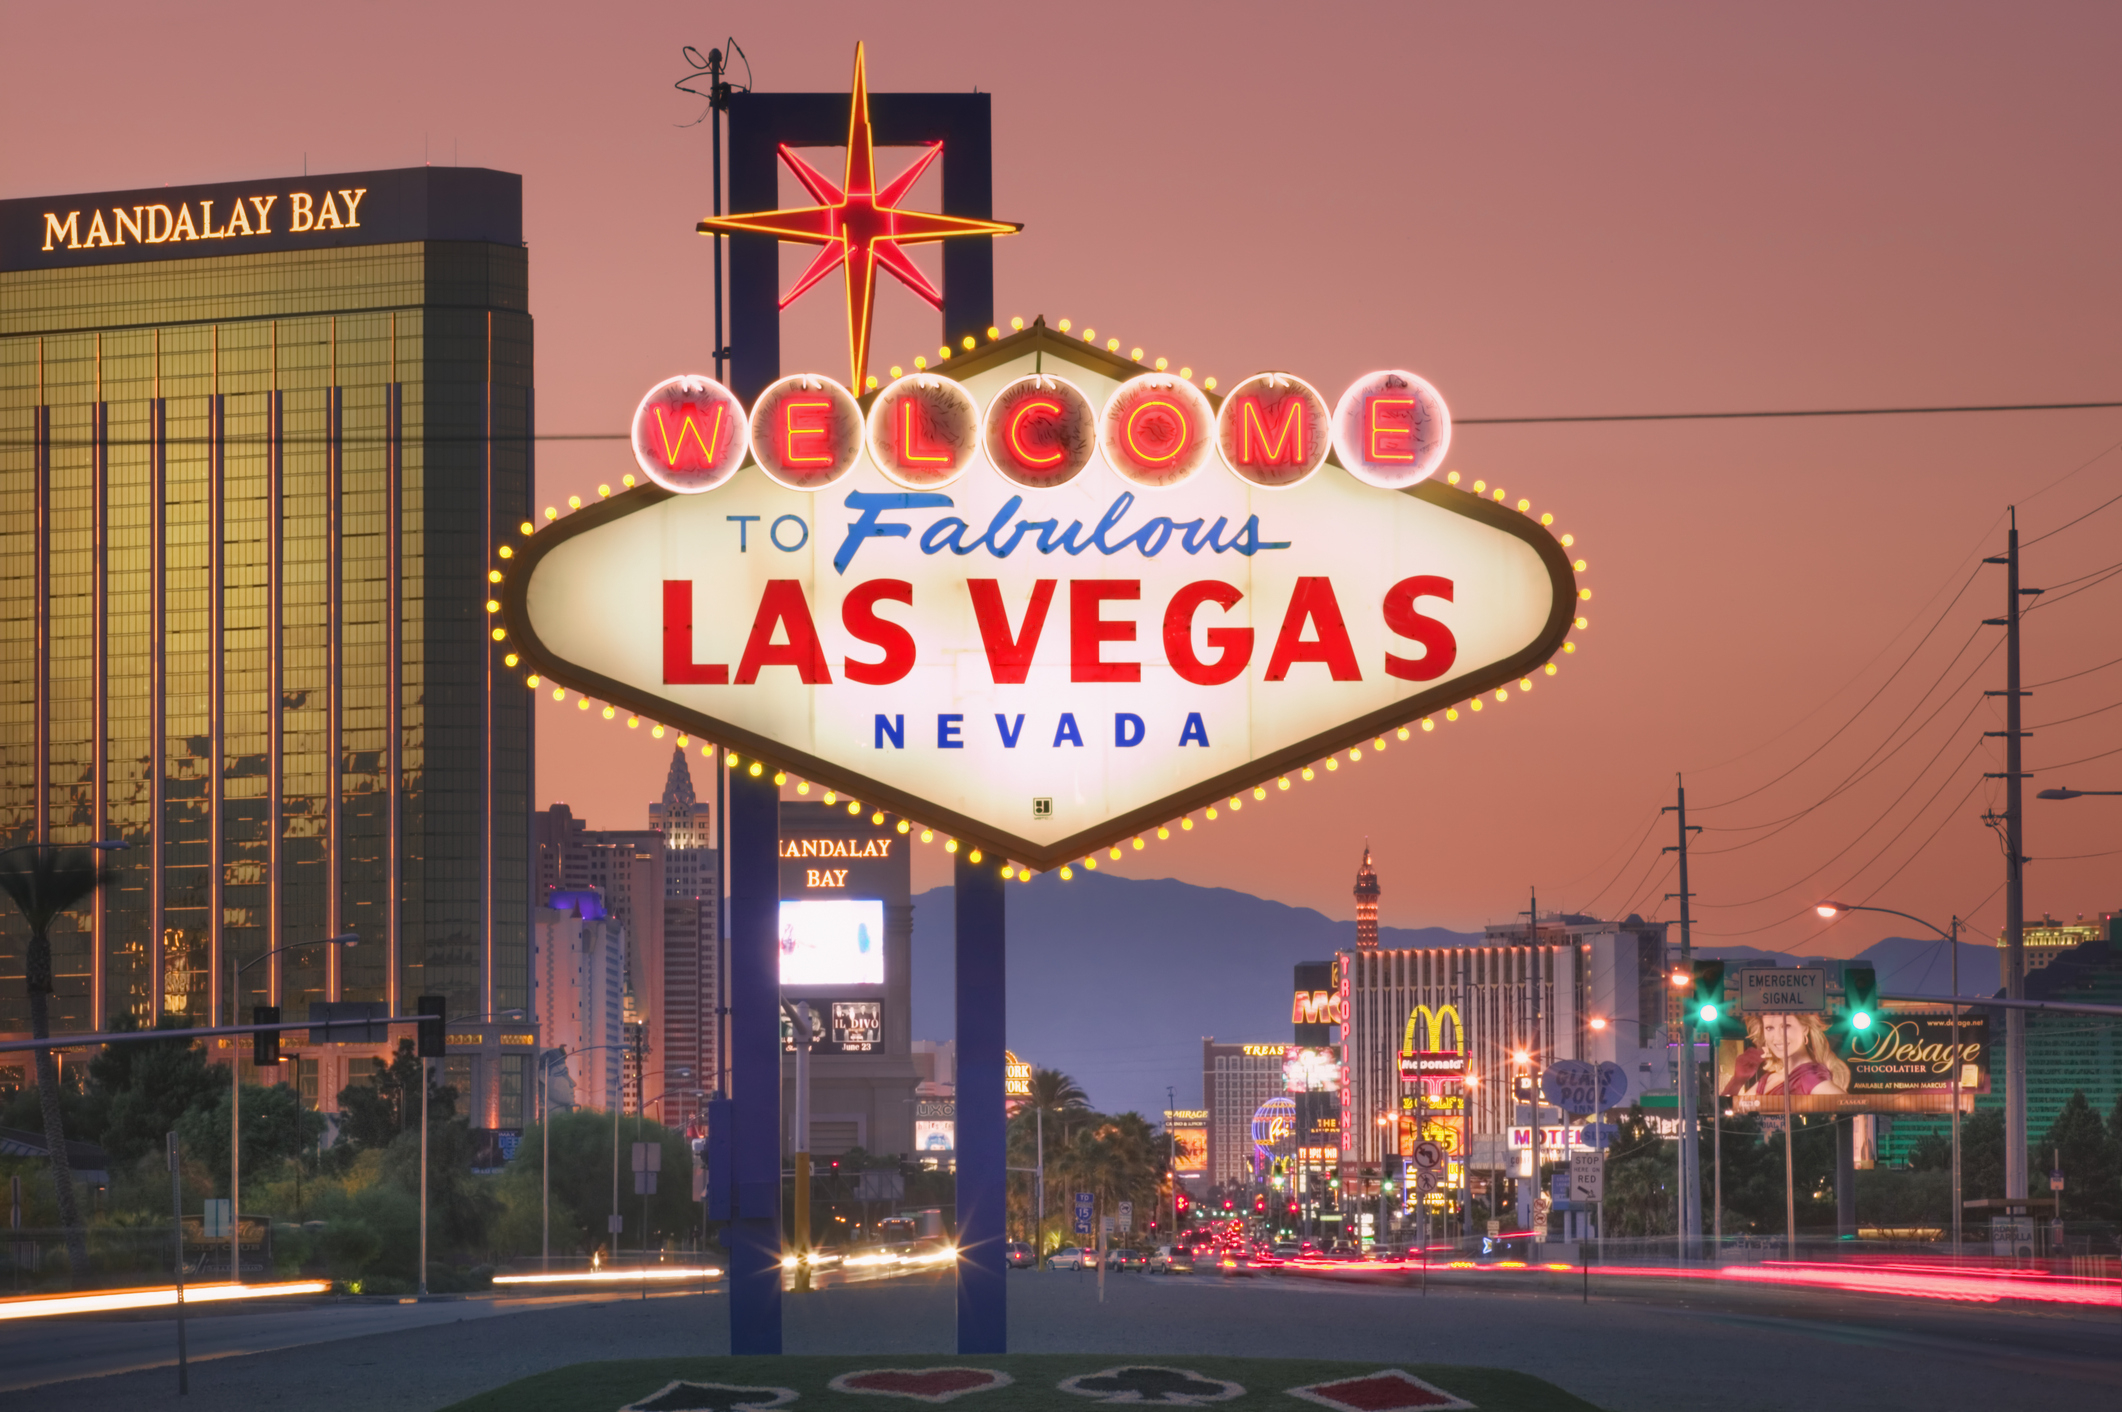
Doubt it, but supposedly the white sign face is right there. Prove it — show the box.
[510,329,1575,868]
[1739,968,1827,1013]
[1569,1151,1604,1203]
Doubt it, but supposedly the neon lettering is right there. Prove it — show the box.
[171,205,198,241]
[1367,396,1417,461]
[222,199,254,238]
[144,205,174,243]
[898,398,953,465]
[780,398,834,466]
[339,188,367,226]
[115,207,143,245]
[314,191,344,230]
[653,403,729,469]
[1124,398,1190,467]
[290,192,314,231]
[197,201,219,239]
[1007,397,1066,467]
[1237,397,1305,465]
[83,210,114,249]
[248,195,278,232]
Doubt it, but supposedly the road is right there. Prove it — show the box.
[6,1266,2118,1412]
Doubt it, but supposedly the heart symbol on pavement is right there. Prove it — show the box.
[829,1368,1014,1403]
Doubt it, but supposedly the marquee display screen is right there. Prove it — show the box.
[778,899,885,985]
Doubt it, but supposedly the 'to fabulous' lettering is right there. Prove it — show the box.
[40,187,367,252]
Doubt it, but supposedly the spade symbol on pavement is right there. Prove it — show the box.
[621,1382,800,1412]
[1058,1366,1245,1404]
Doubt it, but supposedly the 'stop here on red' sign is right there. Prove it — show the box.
[503,323,1581,869]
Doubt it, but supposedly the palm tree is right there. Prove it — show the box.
[0,846,119,1281]
[1014,1069,1090,1252]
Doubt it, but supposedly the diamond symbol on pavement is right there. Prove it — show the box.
[1283,1371,1473,1412]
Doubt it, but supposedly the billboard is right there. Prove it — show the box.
[777,899,885,986]
[501,323,1579,873]
[1717,1010,1989,1114]
[1283,1045,1341,1093]
[914,1120,955,1152]
[1170,1125,1208,1174]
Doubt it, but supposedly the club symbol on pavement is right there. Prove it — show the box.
[621,1383,799,1412]
[1057,1366,1246,1404]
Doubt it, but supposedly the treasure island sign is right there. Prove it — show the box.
[497,46,1584,875]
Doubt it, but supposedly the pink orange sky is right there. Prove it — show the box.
[9,2,2120,954]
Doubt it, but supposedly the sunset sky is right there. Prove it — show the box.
[12,1,2119,955]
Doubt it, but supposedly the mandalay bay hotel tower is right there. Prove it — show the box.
[0,169,534,1132]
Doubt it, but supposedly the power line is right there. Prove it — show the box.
[2030,651,2122,690]
[1457,399,2122,427]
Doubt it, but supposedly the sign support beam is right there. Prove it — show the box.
[954,853,1007,1352]
[727,765,782,1354]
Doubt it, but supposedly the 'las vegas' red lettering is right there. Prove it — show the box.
[1264,577,1361,682]
[735,580,833,684]
[1163,581,1252,685]
[842,579,915,685]
[662,580,729,684]
[967,579,1056,684]
[1070,580,1141,683]
[1383,575,1457,681]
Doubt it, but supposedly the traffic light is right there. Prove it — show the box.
[1689,960,1725,1027]
[1253,1193,1267,1214]
[253,1005,281,1066]
[416,994,447,1058]
[1840,963,1879,1035]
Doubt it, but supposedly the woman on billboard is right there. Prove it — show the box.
[1719,1012,1850,1099]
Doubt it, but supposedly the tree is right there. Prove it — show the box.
[336,1039,457,1151]
[2040,1091,2121,1224]
[0,846,118,1280]
[87,1018,224,1168]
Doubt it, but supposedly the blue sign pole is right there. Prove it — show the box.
[727,766,782,1354]
[954,854,1007,1352]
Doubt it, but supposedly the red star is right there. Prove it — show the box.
[698,42,1023,390]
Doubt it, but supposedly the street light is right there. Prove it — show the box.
[2035,787,2122,799]
[229,932,357,1283]
[1814,900,1969,1255]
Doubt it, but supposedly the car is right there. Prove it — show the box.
[1271,1243,1301,1258]
[1047,1246,1094,1270]
[1004,1241,1035,1269]
[1216,1247,1255,1276]
[1106,1248,1147,1272]
[1148,1245,1196,1274]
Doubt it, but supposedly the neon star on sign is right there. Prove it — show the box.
[697,42,1023,390]
[501,322,1582,871]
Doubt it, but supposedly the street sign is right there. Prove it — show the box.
[1576,1122,1619,1150]
[1569,1151,1604,1204]
[634,1170,659,1195]
[2050,1171,2065,1192]
[202,1198,231,1239]
[692,1163,708,1201]
[1739,967,1827,1013]
[1116,1201,1133,1233]
[1486,1219,1501,1238]
[608,1213,625,1234]
[631,1141,662,1173]
[1410,1139,1446,1172]
[1595,1061,1629,1111]
[1540,1061,1599,1117]
[1074,1192,1094,1235]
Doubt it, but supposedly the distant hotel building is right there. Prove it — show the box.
[1201,1040,1288,1190]
[2002,913,2117,989]
[531,746,719,1127]
[0,168,532,1132]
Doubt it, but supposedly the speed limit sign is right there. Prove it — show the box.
[1411,1140,1446,1172]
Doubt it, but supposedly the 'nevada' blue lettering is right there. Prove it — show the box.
[937,713,964,749]
[1179,712,1209,747]
[1116,712,1145,747]
[1053,713,1084,748]
[876,714,905,749]
[995,713,1025,748]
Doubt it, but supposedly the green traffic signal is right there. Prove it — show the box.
[1841,962,1879,1034]
[1689,960,1733,1035]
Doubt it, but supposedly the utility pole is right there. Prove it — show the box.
[1663,776,1702,1261]
[1983,510,2035,1210]
[1522,887,1542,1250]
[790,1000,814,1291]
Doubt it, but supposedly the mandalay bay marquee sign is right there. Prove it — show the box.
[499,48,1582,875]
